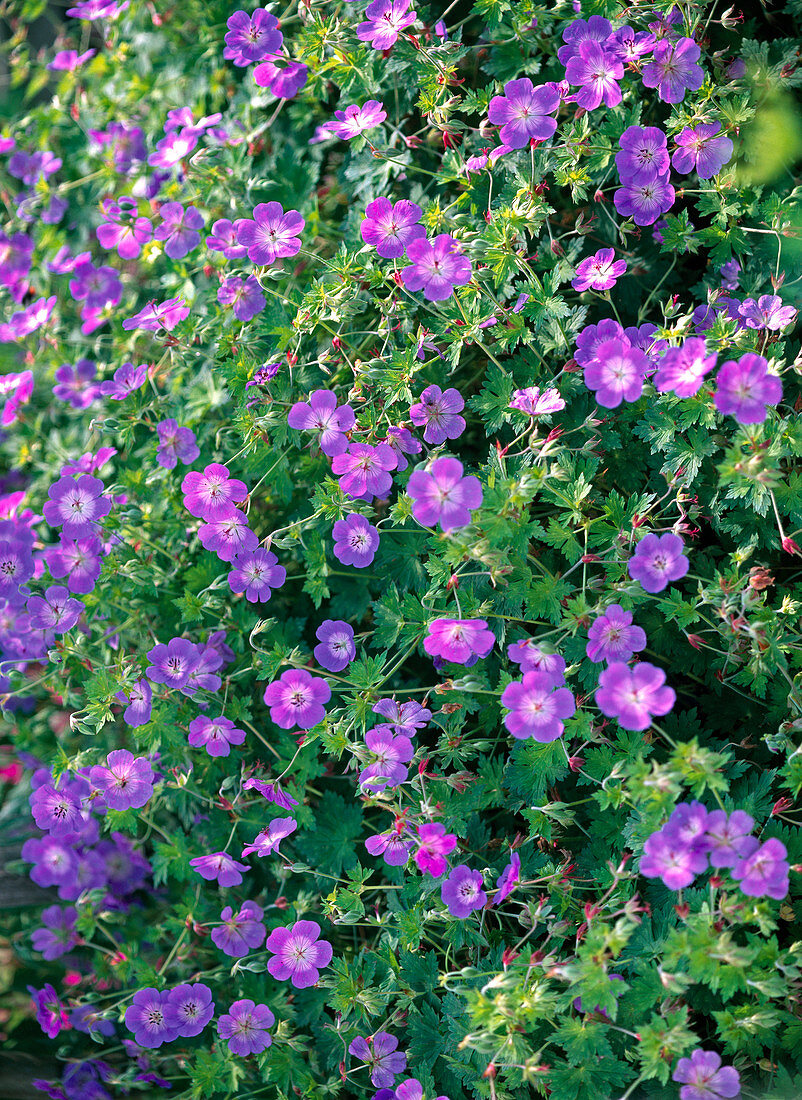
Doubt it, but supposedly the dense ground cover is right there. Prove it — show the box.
[1,0,802,1098]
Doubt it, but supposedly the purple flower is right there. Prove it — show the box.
[124,988,177,1048]
[47,48,96,70]
[122,297,190,332]
[414,822,457,876]
[738,295,797,331]
[27,585,83,633]
[361,198,425,259]
[640,828,708,889]
[147,127,199,169]
[627,532,689,593]
[372,698,431,735]
[206,218,247,259]
[53,359,100,408]
[401,234,472,302]
[586,604,647,664]
[407,456,482,530]
[409,384,465,445]
[713,353,782,424]
[357,0,416,50]
[565,42,624,110]
[116,678,152,727]
[44,475,110,538]
[323,101,387,140]
[211,901,266,957]
[572,248,627,292]
[672,124,733,179]
[29,984,68,1039]
[29,781,84,836]
[424,618,494,666]
[0,296,57,343]
[732,837,789,900]
[236,202,304,265]
[350,1031,408,1087]
[217,1000,275,1055]
[487,79,559,148]
[265,920,333,988]
[314,619,356,672]
[146,638,200,690]
[22,836,78,889]
[441,864,487,918]
[31,905,78,960]
[154,202,204,259]
[332,442,397,501]
[217,274,266,322]
[616,125,669,184]
[287,389,355,456]
[703,810,755,868]
[507,641,566,683]
[89,750,154,810]
[654,338,717,397]
[365,829,414,867]
[156,419,199,469]
[66,0,128,17]
[719,259,741,290]
[99,362,148,401]
[242,776,299,809]
[613,175,675,225]
[359,726,414,791]
[557,15,612,64]
[642,37,704,103]
[672,1050,741,1100]
[182,463,248,520]
[509,386,565,416]
[665,801,710,851]
[501,671,576,742]
[253,56,309,99]
[610,25,656,61]
[224,8,282,65]
[96,204,152,260]
[595,661,675,731]
[584,339,649,408]
[68,254,122,311]
[263,668,331,729]
[199,512,258,561]
[332,513,380,567]
[382,427,422,471]
[228,548,286,602]
[47,535,102,598]
[241,817,297,858]
[188,715,246,757]
[492,852,521,906]
[189,851,249,887]
[164,984,214,1038]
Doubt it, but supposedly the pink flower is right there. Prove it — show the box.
[501,671,576,742]
[572,248,627,292]
[487,79,560,148]
[236,202,304,265]
[265,920,333,988]
[357,0,417,50]
[263,669,331,730]
[401,235,472,301]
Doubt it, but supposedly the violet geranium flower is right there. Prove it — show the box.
[89,750,154,810]
[703,809,755,869]
[441,865,487,918]
[672,124,733,179]
[211,901,266,957]
[43,475,111,538]
[509,386,565,416]
[586,604,647,664]
[235,202,304,265]
[627,532,689,593]
[616,125,669,183]
[145,638,200,690]
[314,619,356,672]
[641,37,704,103]
[124,989,178,1049]
[501,670,576,742]
[116,678,152,727]
[361,197,425,259]
[26,585,84,633]
[738,295,797,332]
[331,442,397,502]
[217,1000,275,1055]
[653,338,717,397]
[349,1031,408,1087]
[182,463,248,520]
[224,8,282,66]
[155,419,199,469]
[241,817,297,858]
[713,353,782,425]
[491,852,521,906]
[164,984,214,1038]
[732,837,789,900]
[584,339,649,408]
[287,389,355,456]
[228,548,286,603]
[322,101,387,140]
[672,1050,741,1100]
[613,175,675,226]
[401,234,472,302]
[263,669,331,729]
[98,362,148,401]
[188,852,249,887]
[154,202,203,259]
[53,360,99,409]
[424,618,495,666]
[332,513,380,567]
[122,297,189,332]
[572,248,627,292]
[265,920,333,988]
[359,726,414,791]
[487,78,560,148]
[640,828,709,890]
[188,715,246,757]
[357,0,416,50]
[217,275,266,321]
[407,456,482,531]
[595,661,676,731]
[409,384,465,445]
[414,822,457,876]
[565,42,624,110]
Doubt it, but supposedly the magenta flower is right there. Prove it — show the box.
[44,475,111,538]
[242,776,299,809]
[441,864,486,918]
[218,1000,275,1055]
[211,901,266,957]
[26,585,84,633]
[253,56,309,99]
[122,297,190,332]
[586,604,647,664]
[713,353,782,424]
[206,218,247,259]
[116,678,152,727]
[732,837,789,900]
[565,42,624,110]
[613,176,675,225]
[29,984,68,1039]
[263,668,331,729]
[89,750,154,810]
[572,248,627,292]
[703,809,755,868]
[487,79,559,148]
[610,25,656,61]
[557,15,612,65]
[125,988,177,1048]
[182,463,248,520]
[236,202,304,265]
[199,512,258,562]
[509,386,565,416]
[409,384,465,445]
[332,513,380,567]
[47,48,96,70]
[331,442,397,501]
[349,1031,408,1087]
[359,726,414,791]
[156,419,199,469]
[146,637,200,690]
[414,822,456,876]
[96,207,152,260]
[188,715,246,757]
[357,0,416,50]
[314,619,356,672]
[407,456,482,530]
[365,829,414,867]
[672,124,733,179]
[628,532,689,593]
[501,670,576,742]
[99,361,148,401]
[224,8,282,66]
[595,661,675,730]
[640,828,708,890]
[322,101,387,140]
[616,125,669,184]
[153,202,204,259]
[265,920,333,988]
[642,37,704,103]
[401,234,472,301]
[164,984,214,1038]
[373,698,431,734]
[424,619,494,666]
[189,851,249,887]
[287,389,355,456]
[382,427,423,471]
[241,817,297,858]
[739,295,797,331]
[584,338,649,408]
[0,370,33,424]
[654,338,717,397]
[361,197,425,259]
[31,905,79,960]
[672,1050,741,1100]
[507,641,566,683]
[491,852,521,906]
[218,275,266,321]
[228,548,286,603]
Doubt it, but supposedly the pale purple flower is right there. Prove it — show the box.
[145,637,200,690]
[738,295,797,331]
[409,384,465,445]
[501,670,576,742]
[189,851,249,887]
[672,1050,741,1100]
[154,202,203,259]
[164,984,214,1038]
[66,0,128,17]
[609,25,655,62]
[357,0,416,50]
[263,668,331,729]
[115,678,152,727]
[147,127,200,169]
[217,1000,274,1055]
[265,920,333,988]
[53,359,99,408]
[206,218,247,259]
[155,419,199,469]
[507,640,566,683]
[713,353,782,424]
[125,989,177,1049]
[628,532,689,593]
[664,801,710,851]
[642,37,704,103]
[572,248,627,292]
[359,726,414,791]
[332,443,397,501]
[349,1031,408,1087]
[640,828,708,889]
[586,604,647,663]
[211,901,266,957]
[595,661,675,730]
[616,125,669,183]
[242,776,299,809]
[414,822,456,876]
[614,175,675,225]
[45,537,101,595]
[361,198,425,259]
[188,715,246,757]
[287,389,355,456]
[492,852,521,906]
[217,274,266,321]
[182,463,248,520]
[332,513,380,567]
[26,585,83,633]
[314,619,356,672]
[509,386,565,416]
[487,79,560,148]
[99,362,148,401]
[322,101,387,140]
[122,297,189,332]
[401,234,472,302]
[441,864,486,918]
[224,8,282,66]
[241,817,297,857]
[719,259,741,290]
[407,456,482,530]
[424,618,494,666]
[565,42,624,110]
[672,124,733,179]
[30,783,84,835]
[0,296,56,342]
[365,829,414,867]
[382,427,422,471]
[703,810,755,868]
[68,254,122,310]
[89,750,154,810]
[0,370,33,422]
[228,548,286,602]
[31,906,79,960]
[236,202,304,265]
[732,837,789,900]
[253,56,308,99]
[372,698,431,734]
[557,15,612,65]
[584,338,649,407]
[96,209,153,260]
[654,338,717,397]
